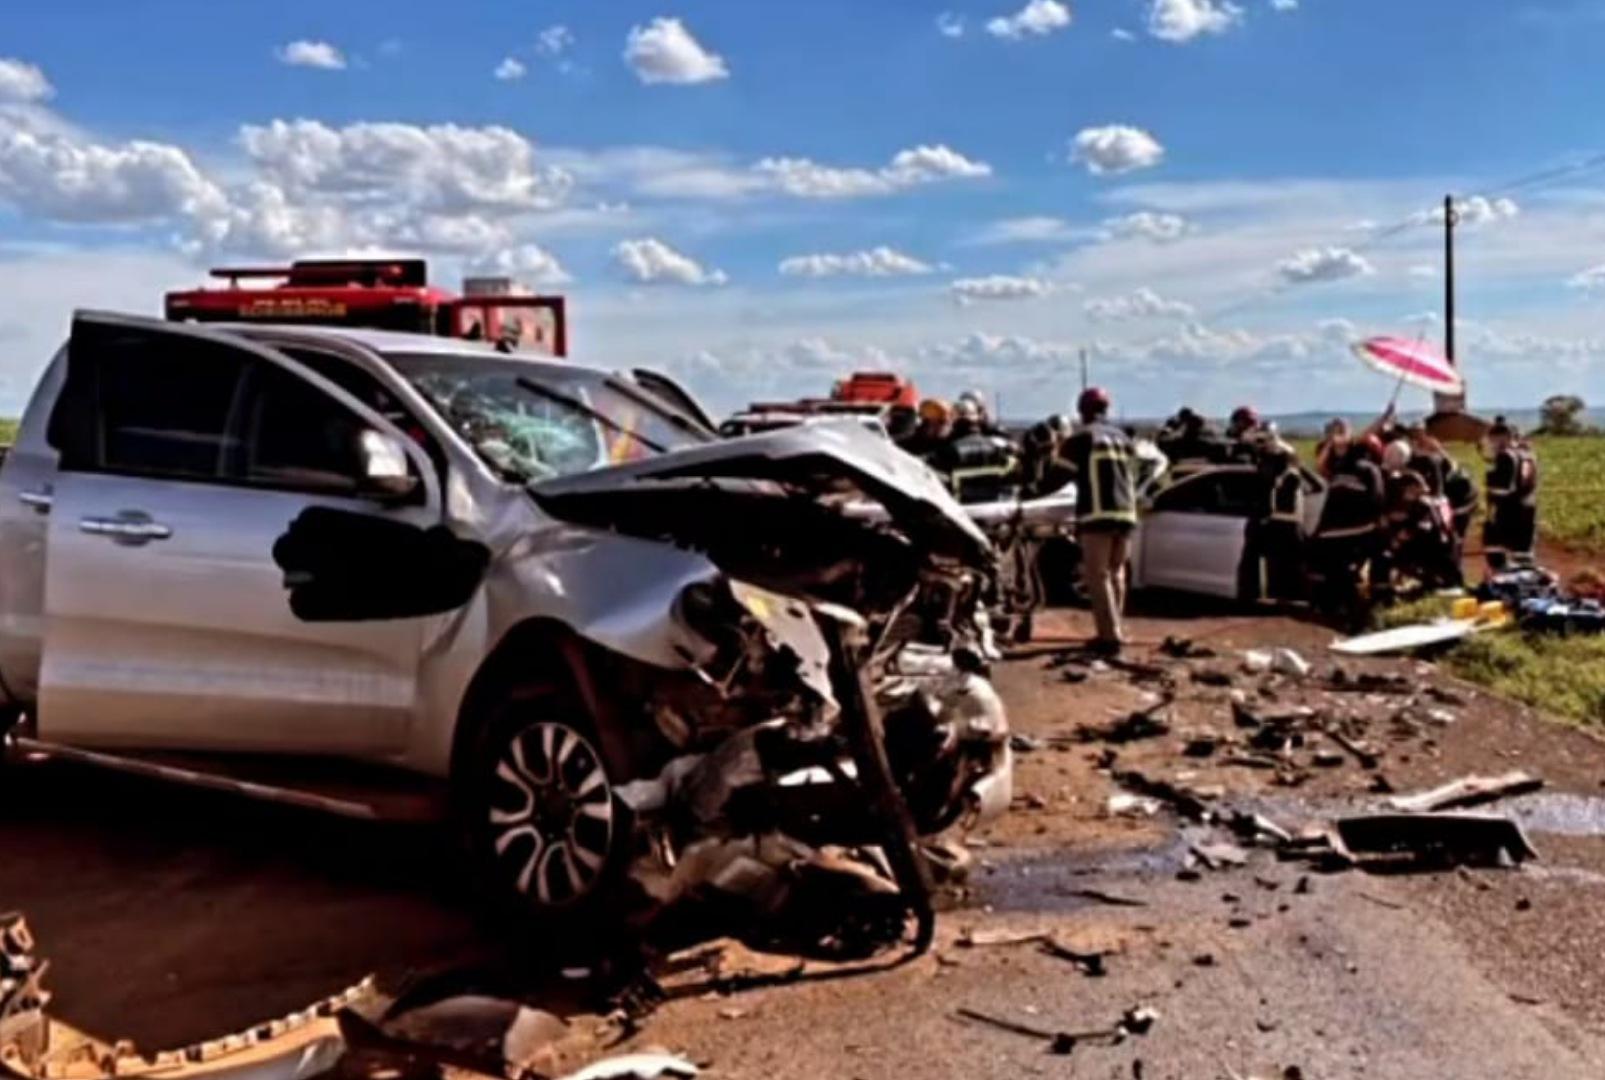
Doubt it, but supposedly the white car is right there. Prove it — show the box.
[1129,461,1328,600]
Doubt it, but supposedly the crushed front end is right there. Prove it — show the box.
[528,424,1012,956]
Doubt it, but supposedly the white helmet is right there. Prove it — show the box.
[1383,439,1412,471]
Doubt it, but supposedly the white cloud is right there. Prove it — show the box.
[779,246,935,278]
[1567,264,1605,292]
[754,144,990,198]
[1084,287,1196,322]
[950,274,1055,303]
[1408,264,1438,279]
[0,59,52,103]
[468,243,571,285]
[494,57,527,81]
[1112,28,1137,41]
[239,119,573,212]
[537,25,576,56]
[936,12,967,37]
[1071,125,1165,175]
[1276,246,1375,285]
[971,216,1077,245]
[614,237,726,286]
[624,17,729,85]
[986,0,1074,40]
[1271,0,1298,10]
[1102,210,1191,242]
[1147,0,1245,43]
[275,40,347,70]
[1417,194,1520,228]
[0,114,227,224]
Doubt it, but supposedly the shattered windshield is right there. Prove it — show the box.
[385,352,709,482]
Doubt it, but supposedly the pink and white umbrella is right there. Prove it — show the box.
[1351,336,1464,395]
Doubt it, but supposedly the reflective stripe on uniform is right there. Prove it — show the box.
[1088,447,1132,519]
[1083,509,1139,525]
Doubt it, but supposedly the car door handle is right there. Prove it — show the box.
[79,514,173,545]
[18,489,52,512]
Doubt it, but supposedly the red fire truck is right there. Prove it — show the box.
[163,258,568,356]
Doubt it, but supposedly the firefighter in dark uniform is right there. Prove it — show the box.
[1022,413,1074,496]
[1483,417,1539,575]
[1443,458,1479,556]
[1063,387,1138,656]
[1156,407,1227,465]
[1243,440,1305,603]
[1309,430,1385,622]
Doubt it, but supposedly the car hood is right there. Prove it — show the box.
[530,421,991,566]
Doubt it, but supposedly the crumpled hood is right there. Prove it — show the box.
[530,421,992,567]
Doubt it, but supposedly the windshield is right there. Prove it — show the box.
[385,352,709,482]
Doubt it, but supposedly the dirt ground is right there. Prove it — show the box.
[5,600,1605,1078]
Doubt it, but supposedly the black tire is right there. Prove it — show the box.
[454,684,635,937]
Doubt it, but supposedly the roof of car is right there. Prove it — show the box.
[213,322,606,380]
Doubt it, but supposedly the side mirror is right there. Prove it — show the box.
[358,430,421,501]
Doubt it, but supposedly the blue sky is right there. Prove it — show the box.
[2,0,1604,417]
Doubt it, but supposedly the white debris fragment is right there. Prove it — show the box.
[560,1051,700,1080]
[1241,650,1272,674]
[1107,793,1163,818]
[1272,648,1311,678]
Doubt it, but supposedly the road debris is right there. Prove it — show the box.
[1060,887,1148,909]
[1386,771,1544,813]
[1074,698,1174,744]
[1331,812,1540,869]
[561,1052,700,1080]
[954,1005,1158,1055]
[1190,840,1250,870]
[1107,793,1164,818]
[1271,648,1312,678]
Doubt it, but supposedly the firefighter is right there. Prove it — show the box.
[1482,417,1539,575]
[1443,456,1479,557]
[949,397,982,440]
[1063,387,1139,656]
[1381,439,1461,590]
[1225,405,1268,463]
[1242,440,1305,603]
[1309,425,1385,622]
[901,398,953,459]
[1157,407,1227,465]
[1022,413,1074,496]
[1405,428,1451,497]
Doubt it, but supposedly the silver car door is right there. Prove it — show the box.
[40,313,443,757]
[1140,471,1248,598]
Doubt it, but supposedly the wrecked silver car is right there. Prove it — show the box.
[0,313,1010,951]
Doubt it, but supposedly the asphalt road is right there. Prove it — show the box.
[4,604,1605,1077]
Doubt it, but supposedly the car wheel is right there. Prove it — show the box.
[456,687,633,933]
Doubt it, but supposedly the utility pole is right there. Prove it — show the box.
[1435,193,1465,416]
[1444,194,1456,367]
[1079,348,1089,392]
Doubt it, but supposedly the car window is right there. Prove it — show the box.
[231,360,371,495]
[51,322,245,481]
[1150,469,1265,516]
[277,345,446,475]
[1151,473,1223,514]
[1215,471,1267,515]
[385,351,708,483]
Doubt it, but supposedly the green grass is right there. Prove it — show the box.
[1289,434,1605,555]
[0,418,15,445]
[1374,596,1605,729]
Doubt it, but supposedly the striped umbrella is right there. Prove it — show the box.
[1351,336,1464,395]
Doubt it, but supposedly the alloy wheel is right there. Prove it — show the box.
[486,721,615,907]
